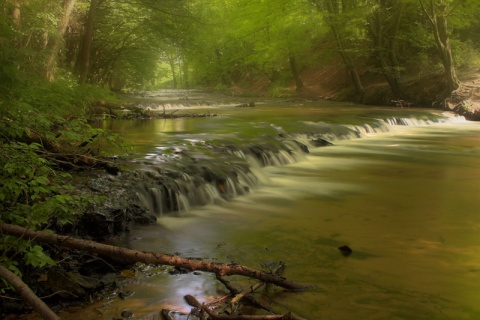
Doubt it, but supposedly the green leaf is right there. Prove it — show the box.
[24,245,56,268]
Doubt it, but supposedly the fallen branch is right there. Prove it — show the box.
[0,223,308,291]
[185,295,306,320]
[230,281,265,311]
[216,275,273,313]
[0,266,59,320]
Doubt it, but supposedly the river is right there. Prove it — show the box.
[53,99,480,319]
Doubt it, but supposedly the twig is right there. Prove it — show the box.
[216,275,275,313]
[230,282,265,311]
[185,294,306,320]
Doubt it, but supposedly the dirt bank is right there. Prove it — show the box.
[233,62,480,120]
[444,71,480,120]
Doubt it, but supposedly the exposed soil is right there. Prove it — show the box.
[255,64,480,120]
[444,71,480,120]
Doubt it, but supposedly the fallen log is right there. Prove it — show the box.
[0,223,308,291]
[0,266,59,320]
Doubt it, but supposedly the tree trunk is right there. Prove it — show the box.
[322,0,365,98]
[435,13,460,94]
[167,52,178,89]
[420,0,460,98]
[334,29,364,97]
[11,0,21,28]
[76,0,99,84]
[0,266,59,320]
[44,0,76,81]
[367,0,404,100]
[289,52,304,92]
[0,223,308,291]
[182,55,189,89]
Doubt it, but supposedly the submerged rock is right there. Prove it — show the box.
[311,138,334,147]
[338,245,353,257]
[47,269,103,298]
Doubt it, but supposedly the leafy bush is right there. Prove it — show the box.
[0,142,97,280]
[0,78,124,286]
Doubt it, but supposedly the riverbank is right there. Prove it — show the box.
[9,104,480,320]
[227,63,480,121]
[2,88,476,319]
[444,72,480,121]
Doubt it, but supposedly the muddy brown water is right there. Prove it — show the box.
[18,99,480,319]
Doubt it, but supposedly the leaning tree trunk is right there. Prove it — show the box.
[44,0,76,81]
[334,30,365,98]
[368,0,404,100]
[420,0,460,99]
[322,0,365,99]
[0,266,59,320]
[434,14,460,95]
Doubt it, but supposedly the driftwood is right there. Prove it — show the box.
[0,265,59,320]
[0,223,306,291]
[0,223,311,319]
[184,294,306,320]
[216,275,273,313]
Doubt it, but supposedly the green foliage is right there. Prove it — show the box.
[2,0,479,94]
[0,78,124,285]
[0,141,97,279]
[452,39,480,69]
[187,0,325,89]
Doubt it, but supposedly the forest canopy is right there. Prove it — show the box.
[1,0,479,101]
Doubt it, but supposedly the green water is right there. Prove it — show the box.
[57,102,480,319]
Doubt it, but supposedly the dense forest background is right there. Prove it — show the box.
[1,0,480,103]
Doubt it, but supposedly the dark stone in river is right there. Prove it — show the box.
[293,140,309,153]
[47,269,102,298]
[311,138,334,147]
[79,257,116,276]
[338,245,352,256]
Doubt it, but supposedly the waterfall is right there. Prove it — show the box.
[133,112,466,217]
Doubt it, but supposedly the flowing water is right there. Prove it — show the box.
[57,99,480,319]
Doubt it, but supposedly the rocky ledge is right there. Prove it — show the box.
[444,73,480,121]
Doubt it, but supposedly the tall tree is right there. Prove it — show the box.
[312,0,366,98]
[76,0,99,84]
[419,0,460,97]
[44,0,76,81]
[187,0,320,92]
[367,0,405,99]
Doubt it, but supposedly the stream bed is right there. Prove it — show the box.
[31,99,480,319]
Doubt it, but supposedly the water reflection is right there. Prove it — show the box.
[129,123,480,320]
[32,106,480,319]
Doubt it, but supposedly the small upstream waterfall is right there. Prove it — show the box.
[133,113,463,217]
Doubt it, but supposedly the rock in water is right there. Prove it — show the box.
[338,245,352,256]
